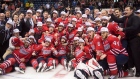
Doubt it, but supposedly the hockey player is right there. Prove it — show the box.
[32,9,42,27]
[3,29,22,60]
[54,36,69,70]
[74,58,104,79]
[68,38,91,71]
[0,37,33,74]
[66,23,77,43]
[34,38,58,72]
[99,27,133,79]
[55,11,69,27]
[76,11,82,24]
[38,24,55,44]
[71,18,81,29]
[85,27,104,60]
[101,16,125,39]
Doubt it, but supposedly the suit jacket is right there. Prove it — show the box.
[20,18,32,37]
[0,26,11,45]
[111,13,140,40]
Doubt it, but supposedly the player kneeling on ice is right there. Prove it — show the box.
[74,58,104,79]
[54,36,69,70]
[68,38,92,71]
[0,37,33,75]
[34,37,58,72]
[98,27,134,79]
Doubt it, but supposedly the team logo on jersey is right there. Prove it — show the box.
[59,50,66,55]
[19,47,28,55]
[69,34,74,39]
[104,44,110,51]
[42,50,51,54]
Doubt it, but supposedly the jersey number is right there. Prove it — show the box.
[113,41,119,46]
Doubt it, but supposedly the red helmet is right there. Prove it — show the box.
[11,37,20,46]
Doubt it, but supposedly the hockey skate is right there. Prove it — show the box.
[53,59,56,69]
[44,66,54,72]
[128,69,134,77]
[63,59,68,71]
[15,67,25,74]
[36,62,43,72]
[0,68,5,75]
[75,69,87,79]
[68,61,72,71]
[108,75,118,79]
[41,63,47,72]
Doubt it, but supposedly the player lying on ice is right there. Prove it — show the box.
[0,37,33,74]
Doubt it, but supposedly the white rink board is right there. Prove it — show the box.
[0,65,139,79]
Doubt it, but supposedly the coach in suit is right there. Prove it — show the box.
[110,5,140,77]
[0,19,13,62]
[20,10,34,37]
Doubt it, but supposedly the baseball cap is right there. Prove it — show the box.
[77,27,83,31]
[37,22,43,26]
[82,14,87,18]
[74,37,80,41]
[78,38,85,43]
[45,38,51,42]
[100,27,109,32]
[68,23,73,27]
[72,18,77,22]
[135,9,140,14]
[76,10,82,14]
[94,17,101,21]
[87,27,95,32]
[46,18,52,22]
[27,10,33,13]
[7,19,13,25]
[53,10,58,14]
[85,8,90,12]
[13,29,20,33]
[61,36,67,40]
[36,9,42,13]
[101,16,109,20]
[59,22,64,26]
[61,11,66,15]
[85,22,92,26]
[49,24,55,28]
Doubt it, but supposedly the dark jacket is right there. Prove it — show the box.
[20,18,32,37]
[0,26,11,45]
[111,13,140,40]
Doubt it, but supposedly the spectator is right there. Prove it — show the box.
[0,13,6,26]
[0,19,13,62]
[5,10,11,22]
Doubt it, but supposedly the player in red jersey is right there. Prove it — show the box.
[54,36,69,70]
[34,38,58,72]
[0,37,33,74]
[75,11,82,24]
[101,16,125,39]
[34,22,47,43]
[99,27,133,79]
[55,11,69,27]
[71,18,81,29]
[38,24,55,44]
[67,38,91,71]
[66,23,77,43]
[32,9,42,27]
[85,27,104,60]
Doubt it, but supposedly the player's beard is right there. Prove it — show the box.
[102,23,107,27]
